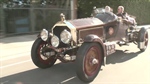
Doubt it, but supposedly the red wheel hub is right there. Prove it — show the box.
[38,42,55,65]
[84,46,102,76]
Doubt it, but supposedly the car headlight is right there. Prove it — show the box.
[40,29,48,41]
[60,29,72,44]
[51,35,59,47]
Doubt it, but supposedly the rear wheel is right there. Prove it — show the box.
[31,38,56,69]
[138,28,149,52]
[76,43,103,83]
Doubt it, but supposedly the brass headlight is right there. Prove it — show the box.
[51,35,59,47]
[40,29,48,41]
[60,29,72,44]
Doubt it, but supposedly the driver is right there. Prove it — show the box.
[116,6,137,45]
[117,6,127,19]
[117,6,137,25]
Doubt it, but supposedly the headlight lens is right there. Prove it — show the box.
[51,35,59,47]
[60,29,72,44]
[40,29,48,41]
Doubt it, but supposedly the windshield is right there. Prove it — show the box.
[93,8,118,23]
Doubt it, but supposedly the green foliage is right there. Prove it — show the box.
[120,0,150,24]
[77,0,150,25]
[0,0,8,3]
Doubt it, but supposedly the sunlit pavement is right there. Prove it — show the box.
[0,27,150,84]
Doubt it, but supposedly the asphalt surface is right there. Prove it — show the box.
[0,29,150,84]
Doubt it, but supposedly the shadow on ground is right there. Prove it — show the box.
[106,50,141,64]
[0,50,142,84]
[0,62,88,84]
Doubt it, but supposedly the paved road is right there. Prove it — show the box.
[0,30,150,84]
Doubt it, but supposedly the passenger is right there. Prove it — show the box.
[105,6,113,12]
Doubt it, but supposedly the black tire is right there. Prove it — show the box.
[76,43,103,83]
[138,28,149,52]
[31,38,56,69]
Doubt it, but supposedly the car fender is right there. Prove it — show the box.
[84,34,106,57]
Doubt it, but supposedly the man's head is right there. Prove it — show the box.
[105,6,111,12]
[117,6,124,14]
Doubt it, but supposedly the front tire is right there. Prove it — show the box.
[76,43,103,83]
[31,38,56,69]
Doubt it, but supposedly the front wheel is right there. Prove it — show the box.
[76,43,103,83]
[31,38,56,69]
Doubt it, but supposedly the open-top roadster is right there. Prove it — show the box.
[31,7,149,82]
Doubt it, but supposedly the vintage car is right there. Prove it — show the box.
[31,7,149,82]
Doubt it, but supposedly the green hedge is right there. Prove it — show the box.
[77,0,150,25]
[120,0,150,25]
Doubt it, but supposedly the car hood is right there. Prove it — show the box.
[67,17,104,30]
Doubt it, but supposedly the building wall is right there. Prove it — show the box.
[0,0,72,36]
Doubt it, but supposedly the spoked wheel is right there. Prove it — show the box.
[31,38,56,69]
[140,31,149,51]
[144,32,149,48]
[138,28,149,52]
[76,43,103,83]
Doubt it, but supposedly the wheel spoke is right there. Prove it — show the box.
[38,42,56,64]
